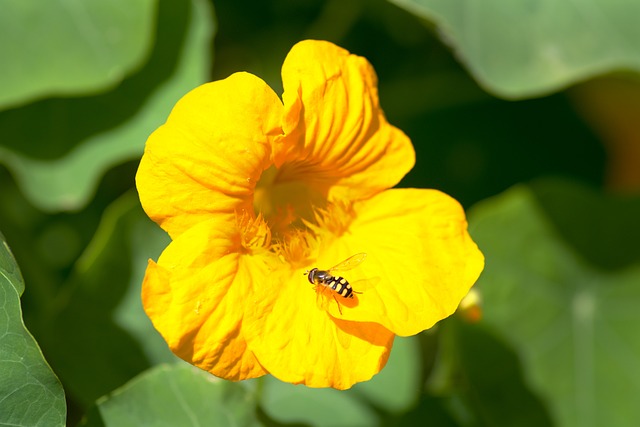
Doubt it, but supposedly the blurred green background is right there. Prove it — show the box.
[1,0,640,426]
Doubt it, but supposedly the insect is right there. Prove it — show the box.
[304,253,368,315]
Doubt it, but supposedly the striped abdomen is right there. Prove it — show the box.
[307,268,354,299]
[323,274,354,298]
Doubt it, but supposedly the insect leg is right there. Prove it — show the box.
[333,294,343,316]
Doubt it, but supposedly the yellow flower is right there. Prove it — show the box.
[136,40,484,389]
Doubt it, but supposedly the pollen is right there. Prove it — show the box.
[272,229,316,269]
[236,211,271,253]
[309,200,356,237]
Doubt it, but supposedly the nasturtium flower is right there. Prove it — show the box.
[137,40,484,389]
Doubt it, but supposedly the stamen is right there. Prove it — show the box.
[309,200,356,237]
[272,229,316,269]
[236,211,272,253]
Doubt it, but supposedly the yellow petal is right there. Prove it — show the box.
[245,267,394,389]
[317,189,484,336]
[276,40,415,203]
[136,72,283,239]
[142,218,270,380]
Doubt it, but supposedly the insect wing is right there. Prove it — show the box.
[315,284,330,310]
[327,253,367,273]
[314,284,340,312]
[350,276,380,293]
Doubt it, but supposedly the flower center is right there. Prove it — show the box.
[252,164,356,266]
[236,212,271,255]
[253,165,326,236]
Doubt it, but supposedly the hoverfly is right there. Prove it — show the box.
[304,253,372,315]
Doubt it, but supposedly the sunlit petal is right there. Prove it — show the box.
[316,189,484,336]
[137,72,283,239]
[245,267,394,389]
[276,40,415,203]
[142,218,272,380]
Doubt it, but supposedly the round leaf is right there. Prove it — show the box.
[0,0,157,109]
[469,181,640,427]
[390,0,640,98]
[0,232,66,426]
[87,364,261,427]
[351,336,422,413]
[0,0,214,212]
[260,376,377,427]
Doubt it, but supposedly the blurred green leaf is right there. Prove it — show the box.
[0,232,66,426]
[422,318,552,427]
[0,0,214,212]
[37,191,173,409]
[469,180,640,427]
[83,364,261,427]
[392,395,461,427]
[530,177,640,270]
[260,376,377,427]
[0,0,157,109]
[390,0,640,99]
[429,319,553,427]
[112,200,175,367]
[352,336,421,414]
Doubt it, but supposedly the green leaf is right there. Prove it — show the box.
[468,180,640,427]
[83,364,261,427]
[529,177,640,270]
[352,336,422,414]
[260,376,377,427]
[0,232,66,426]
[0,0,214,212]
[0,0,157,109]
[423,317,552,427]
[0,233,24,296]
[390,0,640,99]
[430,319,553,427]
[112,194,175,366]
[37,191,174,409]
[393,395,461,427]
